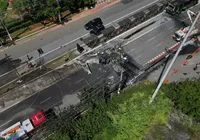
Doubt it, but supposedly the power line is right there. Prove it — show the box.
[28,80,120,139]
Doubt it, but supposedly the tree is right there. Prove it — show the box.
[0,0,8,13]
[0,137,5,140]
[166,80,200,119]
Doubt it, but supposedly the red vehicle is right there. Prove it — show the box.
[0,110,47,140]
[30,111,46,127]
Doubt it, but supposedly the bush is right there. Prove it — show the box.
[0,0,8,12]
[47,83,171,140]
[8,21,33,33]
[6,20,25,29]
[166,80,200,119]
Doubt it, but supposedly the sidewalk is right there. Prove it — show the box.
[0,63,81,113]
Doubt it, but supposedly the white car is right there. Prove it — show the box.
[173,26,199,42]
[173,26,190,42]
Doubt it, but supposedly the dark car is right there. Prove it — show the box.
[90,24,105,35]
[84,18,103,30]
[84,21,94,30]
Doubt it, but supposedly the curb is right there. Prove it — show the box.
[14,0,120,43]
[145,42,180,65]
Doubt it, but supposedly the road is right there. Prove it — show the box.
[0,0,200,135]
[123,3,200,67]
[0,0,159,76]
[147,46,200,82]
[0,10,191,131]
[0,63,118,131]
[123,13,178,66]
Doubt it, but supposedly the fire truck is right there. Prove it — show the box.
[0,111,46,140]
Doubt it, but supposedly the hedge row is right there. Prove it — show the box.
[6,20,25,29]
[8,20,32,33]
[0,20,32,36]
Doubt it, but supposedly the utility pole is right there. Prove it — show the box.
[0,12,13,41]
[149,11,200,104]
[56,0,62,23]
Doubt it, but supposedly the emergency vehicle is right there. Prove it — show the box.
[0,111,46,140]
[172,26,199,42]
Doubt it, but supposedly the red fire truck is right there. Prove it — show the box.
[0,111,46,140]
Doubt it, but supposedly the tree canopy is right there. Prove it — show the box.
[12,0,95,22]
[0,0,8,13]
[46,82,171,140]
[166,80,200,119]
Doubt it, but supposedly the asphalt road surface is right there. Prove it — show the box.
[123,3,200,66]
[147,46,200,82]
[0,0,159,75]
[1,0,200,134]
[123,13,178,66]
[0,63,118,131]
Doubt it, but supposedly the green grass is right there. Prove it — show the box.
[48,82,171,140]
[93,83,170,140]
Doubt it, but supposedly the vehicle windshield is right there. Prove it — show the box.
[167,4,175,11]
[175,33,181,39]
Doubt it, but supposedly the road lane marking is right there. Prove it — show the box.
[33,0,160,55]
[40,97,51,104]
[0,12,164,114]
[75,78,84,84]
[0,0,160,80]
[156,44,160,47]
[18,0,160,59]
[129,48,135,54]
[124,23,163,45]
[135,54,143,59]
[148,36,156,42]
[10,1,161,63]
[0,119,12,127]
[168,26,174,30]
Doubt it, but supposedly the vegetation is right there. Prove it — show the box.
[12,0,95,22]
[46,82,171,140]
[0,0,96,42]
[166,80,200,119]
[0,0,8,13]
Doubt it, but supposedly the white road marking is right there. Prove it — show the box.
[20,1,161,60]
[0,119,12,127]
[0,0,160,79]
[0,12,164,114]
[168,26,174,30]
[156,43,160,47]
[129,48,135,54]
[75,78,84,84]
[124,24,161,45]
[135,54,143,59]
[148,36,156,42]
[40,97,51,104]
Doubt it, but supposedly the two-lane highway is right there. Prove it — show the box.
[0,0,160,75]
[0,63,118,131]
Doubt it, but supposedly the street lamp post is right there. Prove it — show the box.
[149,11,200,104]
[56,0,62,23]
[0,12,13,41]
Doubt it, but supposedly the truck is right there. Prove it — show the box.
[172,26,199,42]
[166,0,198,15]
[0,111,46,140]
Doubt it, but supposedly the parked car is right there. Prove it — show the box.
[90,24,105,35]
[84,18,103,31]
